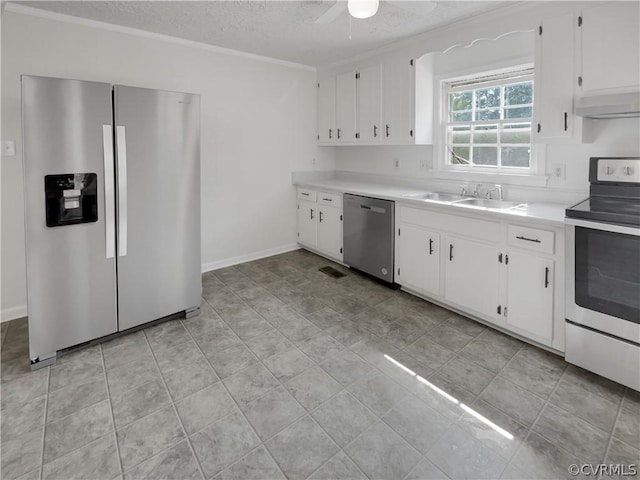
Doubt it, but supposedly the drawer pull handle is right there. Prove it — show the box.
[329,129,333,139]
[429,238,434,255]
[319,211,323,223]
[301,192,309,196]
[374,125,378,138]
[449,244,453,261]
[322,198,332,202]
[545,267,550,288]
[310,208,314,220]
[386,124,390,137]
[516,235,541,243]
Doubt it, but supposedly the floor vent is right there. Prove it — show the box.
[319,266,346,279]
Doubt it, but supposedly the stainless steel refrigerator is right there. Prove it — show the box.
[22,75,201,367]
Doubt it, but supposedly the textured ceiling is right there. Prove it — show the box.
[11,1,510,66]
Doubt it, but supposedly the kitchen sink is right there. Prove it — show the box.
[456,198,523,210]
[402,192,466,203]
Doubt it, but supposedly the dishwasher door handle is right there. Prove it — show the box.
[360,204,386,214]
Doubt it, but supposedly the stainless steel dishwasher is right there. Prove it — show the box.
[343,194,395,283]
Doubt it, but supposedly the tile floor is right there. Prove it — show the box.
[1,249,639,480]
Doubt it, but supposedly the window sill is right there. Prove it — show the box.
[426,169,549,187]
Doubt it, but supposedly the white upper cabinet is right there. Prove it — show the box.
[336,71,357,143]
[357,64,383,143]
[317,54,433,146]
[317,77,336,144]
[533,13,581,142]
[380,54,433,145]
[579,2,640,95]
[383,56,414,144]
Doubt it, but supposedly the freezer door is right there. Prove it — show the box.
[114,86,201,331]
[22,76,118,362]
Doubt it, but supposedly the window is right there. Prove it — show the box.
[444,68,534,171]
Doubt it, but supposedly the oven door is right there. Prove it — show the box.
[566,219,640,337]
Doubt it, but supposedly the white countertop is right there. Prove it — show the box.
[294,178,569,226]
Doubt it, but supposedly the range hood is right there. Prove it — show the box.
[575,92,640,118]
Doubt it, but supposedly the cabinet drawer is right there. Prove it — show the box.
[297,188,317,202]
[318,192,342,208]
[507,224,555,254]
[399,206,500,243]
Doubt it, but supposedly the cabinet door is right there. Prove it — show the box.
[423,232,440,297]
[317,77,336,143]
[383,57,414,144]
[506,251,554,341]
[317,206,342,260]
[357,64,383,143]
[580,3,640,94]
[397,224,440,296]
[444,236,500,319]
[396,224,428,293]
[533,13,577,141]
[297,200,317,247]
[336,71,357,143]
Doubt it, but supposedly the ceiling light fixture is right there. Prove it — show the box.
[348,0,379,19]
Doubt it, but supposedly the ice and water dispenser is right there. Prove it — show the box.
[44,173,98,227]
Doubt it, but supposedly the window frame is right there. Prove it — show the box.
[438,64,539,176]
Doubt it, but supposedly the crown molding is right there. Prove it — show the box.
[3,3,316,72]
[317,1,571,71]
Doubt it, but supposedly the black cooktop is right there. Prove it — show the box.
[566,197,640,227]
[566,157,640,227]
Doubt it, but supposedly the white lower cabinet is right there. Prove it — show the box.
[504,251,554,341]
[444,236,500,319]
[297,199,318,247]
[395,204,564,351]
[396,224,440,296]
[317,204,342,259]
[296,189,343,262]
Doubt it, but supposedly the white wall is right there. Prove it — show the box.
[0,9,335,320]
[324,1,640,199]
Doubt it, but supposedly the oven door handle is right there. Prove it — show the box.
[565,218,640,236]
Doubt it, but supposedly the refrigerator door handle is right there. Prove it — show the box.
[116,125,128,257]
[102,125,116,258]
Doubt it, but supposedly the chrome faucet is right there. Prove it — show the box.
[487,185,504,200]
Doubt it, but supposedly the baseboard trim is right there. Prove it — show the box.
[201,244,300,273]
[1,305,28,323]
[2,245,300,322]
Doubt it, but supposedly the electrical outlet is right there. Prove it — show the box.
[312,158,316,165]
[420,160,428,170]
[393,158,400,169]
[1,140,15,157]
[552,163,566,180]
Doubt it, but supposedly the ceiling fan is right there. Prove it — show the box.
[314,0,437,24]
